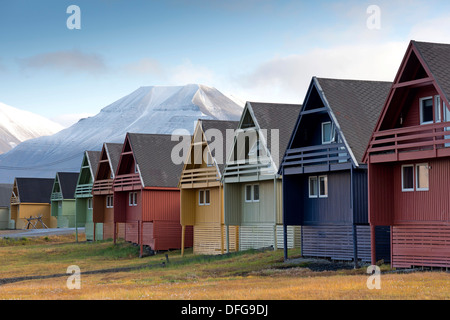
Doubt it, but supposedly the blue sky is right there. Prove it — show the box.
[1,0,450,127]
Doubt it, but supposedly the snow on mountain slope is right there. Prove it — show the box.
[0,102,64,153]
[0,84,243,183]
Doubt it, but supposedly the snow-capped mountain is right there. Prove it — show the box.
[0,84,243,183]
[0,102,64,153]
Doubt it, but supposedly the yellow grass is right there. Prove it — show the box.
[0,234,449,300]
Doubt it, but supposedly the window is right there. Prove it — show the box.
[321,122,335,144]
[319,175,328,198]
[416,163,429,191]
[128,192,137,206]
[106,195,113,208]
[420,97,434,124]
[401,165,414,192]
[87,198,93,210]
[245,184,260,202]
[253,185,260,202]
[308,176,318,198]
[58,201,62,209]
[199,190,210,206]
[245,185,252,202]
[435,96,441,123]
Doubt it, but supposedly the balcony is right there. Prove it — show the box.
[10,196,19,205]
[74,183,93,198]
[281,143,351,175]
[113,173,141,191]
[92,179,114,195]
[223,156,273,182]
[179,167,220,189]
[367,122,450,163]
[51,192,63,201]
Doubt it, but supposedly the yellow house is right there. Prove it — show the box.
[179,119,239,255]
[10,178,56,229]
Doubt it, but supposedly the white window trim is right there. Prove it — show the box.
[308,176,318,198]
[129,192,137,206]
[87,198,93,210]
[321,121,333,144]
[245,184,253,203]
[415,163,429,191]
[106,195,113,208]
[318,175,328,198]
[252,184,260,203]
[401,164,415,192]
[419,96,434,125]
[435,96,441,123]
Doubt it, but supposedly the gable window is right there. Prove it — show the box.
[308,176,318,198]
[128,192,137,206]
[87,198,93,210]
[319,175,328,198]
[245,184,260,202]
[416,163,429,191]
[435,96,442,123]
[401,165,414,192]
[106,195,114,208]
[199,189,210,206]
[420,97,434,125]
[321,122,335,144]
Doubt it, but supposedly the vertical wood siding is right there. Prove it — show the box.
[392,158,450,223]
[141,189,180,222]
[368,163,394,225]
[353,169,369,225]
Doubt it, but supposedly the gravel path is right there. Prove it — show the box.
[0,227,85,238]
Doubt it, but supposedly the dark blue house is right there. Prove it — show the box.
[280,77,392,264]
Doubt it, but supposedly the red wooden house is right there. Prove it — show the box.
[113,133,192,255]
[364,40,450,268]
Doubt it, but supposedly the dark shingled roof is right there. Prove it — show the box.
[15,178,54,204]
[315,77,392,164]
[56,172,79,199]
[128,133,191,188]
[0,183,13,207]
[414,40,450,104]
[248,102,302,168]
[105,143,123,176]
[86,151,101,179]
[200,119,239,174]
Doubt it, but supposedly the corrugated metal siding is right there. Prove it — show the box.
[193,224,239,255]
[393,158,450,223]
[302,171,352,225]
[353,169,369,224]
[392,225,450,268]
[239,224,300,250]
[368,163,394,225]
[142,189,180,222]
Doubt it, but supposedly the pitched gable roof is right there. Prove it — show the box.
[0,183,13,207]
[200,119,239,174]
[246,102,302,168]
[127,133,190,188]
[55,172,79,199]
[86,151,101,179]
[15,178,54,204]
[315,77,392,164]
[414,41,450,105]
[105,143,123,176]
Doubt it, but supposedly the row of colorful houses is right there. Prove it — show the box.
[5,40,450,269]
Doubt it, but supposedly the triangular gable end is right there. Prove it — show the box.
[116,134,139,177]
[363,40,450,162]
[95,144,111,181]
[77,152,93,186]
[281,77,358,173]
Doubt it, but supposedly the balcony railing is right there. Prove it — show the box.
[51,192,63,201]
[281,143,351,174]
[179,167,220,188]
[223,156,273,180]
[92,179,114,194]
[75,183,93,198]
[113,173,141,191]
[367,121,450,163]
[10,196,19,205]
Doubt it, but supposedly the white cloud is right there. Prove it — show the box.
[169,59,215,85]
[123,58,165,77]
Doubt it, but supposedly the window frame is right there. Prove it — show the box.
[308,176,318,198]
[401,164,415,192]
[435,95,442,123]
[129,192,137,206]
[419,96,434,125]
[318,175,328,198]
[415,163,429,191]
[245,184,253,203]
[252,184,260,202]
[106,195,113,208]
[321,121,335,144]
[199,189,211,206]
[87,198,93,210]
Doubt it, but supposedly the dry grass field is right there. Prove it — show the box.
[0,232,449,300]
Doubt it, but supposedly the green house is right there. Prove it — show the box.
[75,150,101,240]
[51,172,79,228]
